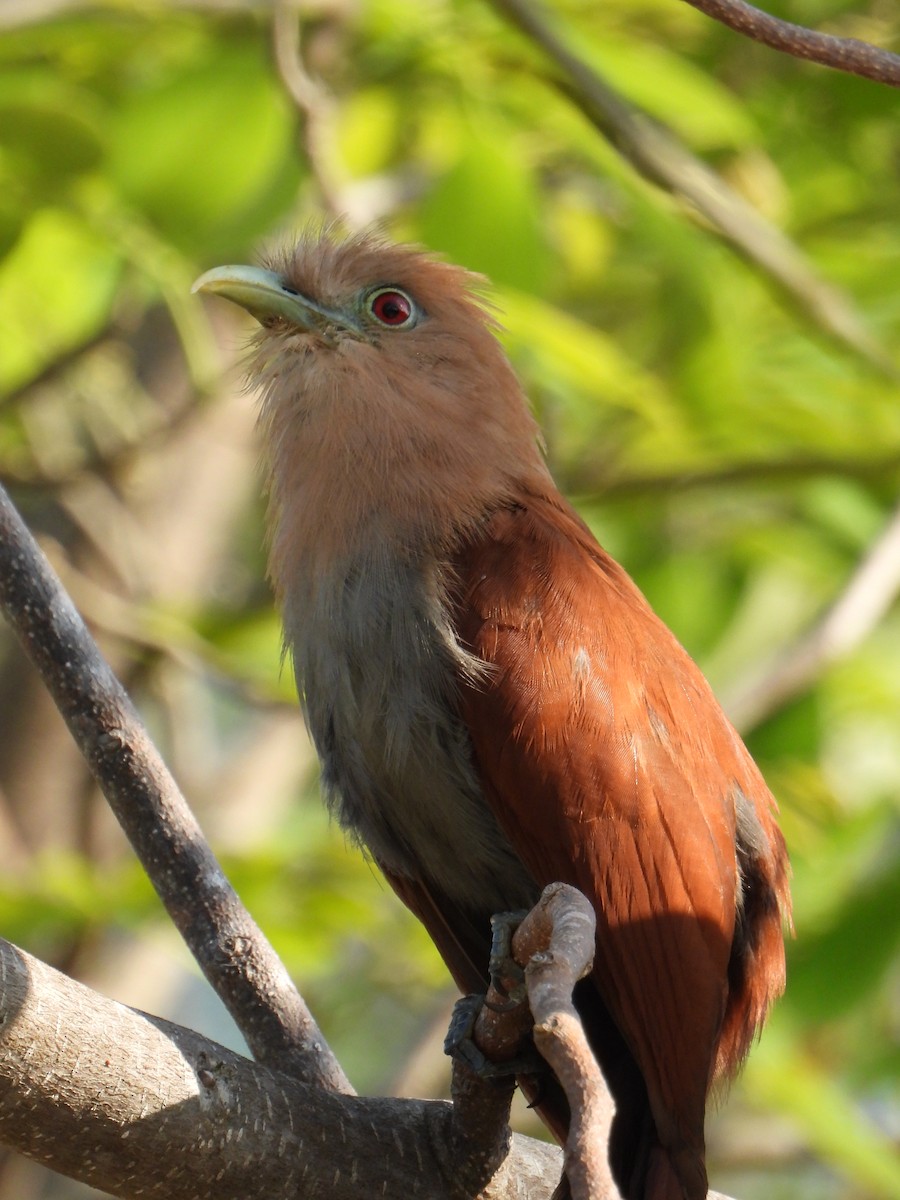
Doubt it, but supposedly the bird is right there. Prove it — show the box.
[193,230,791,1200]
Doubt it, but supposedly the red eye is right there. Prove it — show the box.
[370,288,414,326]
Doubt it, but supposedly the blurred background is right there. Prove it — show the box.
[0,0,898,1197]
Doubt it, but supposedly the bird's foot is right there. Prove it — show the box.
[487,908,529,1010]
[444,994,546,1078]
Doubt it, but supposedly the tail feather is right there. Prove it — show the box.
[717,792,792,1080]
[645,1144,706,1200]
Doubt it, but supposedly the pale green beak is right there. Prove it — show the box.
[192,264,360,335]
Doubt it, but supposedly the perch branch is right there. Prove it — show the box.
[452,886,620,1200]
[0,482,350,1094]
[0,937,562,1199]
[454,885,737,1200]
[514,885,619,1200]
[447,1061,518,1197]
[446,922,540,1194]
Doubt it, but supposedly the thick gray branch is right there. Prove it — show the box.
[0,482,348,1093]
[0,938,561,1199]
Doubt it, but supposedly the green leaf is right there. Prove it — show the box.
[418,120,550,290]
[497,287,687,469]
[200,606,295,704]
[578,36,759,150]
[0,208,120,394]
[0,70,105,194]
[785,833,900,1023]
[746,1026,900,1200]
[108,39,301,256]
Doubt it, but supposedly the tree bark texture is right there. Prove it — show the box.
[0,938,562,1199]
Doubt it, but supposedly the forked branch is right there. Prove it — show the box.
[451,885,619,1200]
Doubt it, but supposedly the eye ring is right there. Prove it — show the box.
[368,287,417,328]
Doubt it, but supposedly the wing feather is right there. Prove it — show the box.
[449,494,789,1192]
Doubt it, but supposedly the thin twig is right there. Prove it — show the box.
[0,481,352,1095]
[565,447,900,500]
[681,0,900,88]
[726,498,900,732]
[513,885,620,1200]
[485,0,896,377]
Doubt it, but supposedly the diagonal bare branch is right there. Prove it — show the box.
[0,481,351,1095]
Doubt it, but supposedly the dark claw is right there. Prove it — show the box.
[489,909,530,1006]
[444,994,516,1076]
[444,995,488,1069]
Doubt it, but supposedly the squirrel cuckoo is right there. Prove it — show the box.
[193,231,790,1200]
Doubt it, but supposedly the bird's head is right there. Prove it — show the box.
[194,230,483,343]
[193,229,526,394]
[193,230,550,567]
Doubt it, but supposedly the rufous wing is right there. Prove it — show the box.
[449,492,789,1194]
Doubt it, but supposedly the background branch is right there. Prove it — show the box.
[486,0,895,376]
[565,449,900,500]
[680,0,900,87]
[726,499,900,732]
[272,0,347,222]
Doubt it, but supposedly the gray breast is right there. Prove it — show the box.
[283,551,536,916]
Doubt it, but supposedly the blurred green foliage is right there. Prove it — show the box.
[0,1,898,1198]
